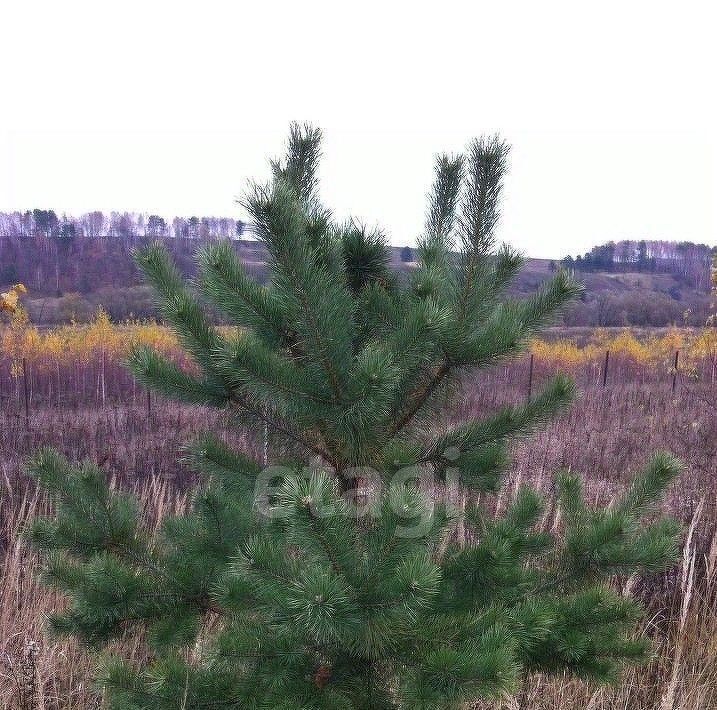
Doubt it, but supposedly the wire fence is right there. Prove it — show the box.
[1,348,712,421]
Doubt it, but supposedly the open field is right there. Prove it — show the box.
[2,320,717,708]
[1,367,717,707]
[4,317,717,408]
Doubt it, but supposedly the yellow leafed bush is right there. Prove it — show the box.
[4,312,717,380]
[1,308,181,376]
[531,327,717,373]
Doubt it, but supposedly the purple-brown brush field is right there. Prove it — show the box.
[1,371,716,708]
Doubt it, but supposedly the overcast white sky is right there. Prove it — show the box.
[1,1,715,258]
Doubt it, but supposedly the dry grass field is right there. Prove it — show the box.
[0,312,717,710]
[1,368,716,708]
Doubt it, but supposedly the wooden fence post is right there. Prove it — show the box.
[602,350,610,388]
[263,419,269,467]
[672,350,679,393]
[527,353,534,400]
[22,357,30,432]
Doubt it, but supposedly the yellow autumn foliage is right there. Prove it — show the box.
[4,309,717,379]
[529,327,717,371]
[0,284,27,313]
[1,308,181,376]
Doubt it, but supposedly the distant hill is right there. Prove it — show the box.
[562,239,714,289]
[0,231,712,327]
[515,258,711,327]
[0,233,419,324]
[555,239,714,326]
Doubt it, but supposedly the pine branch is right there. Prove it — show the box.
[456,136,510,319]
[127,346,228,406]
[387,360,450,438]
[421,153,464,254]
[197,241,287,338]
[420,375,576,465]
[134,243,225,372]
[244,180,354,402]
[227,393,336,467]
[271,121,323,204]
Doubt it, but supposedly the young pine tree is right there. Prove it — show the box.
[29,124,680,709]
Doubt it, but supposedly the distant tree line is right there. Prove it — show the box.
[0,209,251,316]
[562,239,715,291]
[0,229,268,308]
[3,215,714,329]
[0,209,247,241]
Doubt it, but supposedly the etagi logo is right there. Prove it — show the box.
[252,446,462,539]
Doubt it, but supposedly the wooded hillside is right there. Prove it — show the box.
[0,219,713,327]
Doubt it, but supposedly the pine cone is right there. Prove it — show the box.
[313,665,331,689]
